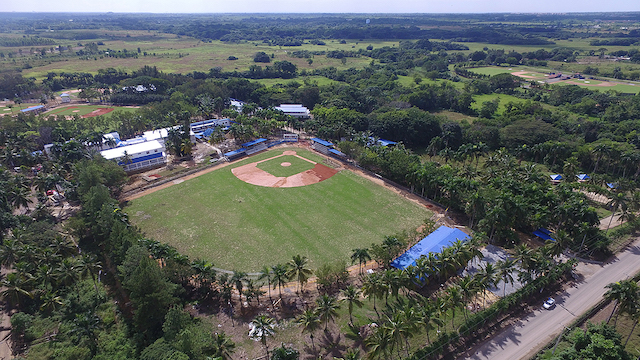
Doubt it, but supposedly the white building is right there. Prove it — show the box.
[60,93,71,103]
[143,126,196,145]
[275,104,311,119]
[100,140,166,172]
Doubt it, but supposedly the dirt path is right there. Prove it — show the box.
[0,268,13,360]
[599,213,626,230]
[461,236,640,360]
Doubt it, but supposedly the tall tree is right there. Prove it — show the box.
[351,248,372,275]
[315,294,340,331]
[341,285,364,325]
[271,263,289,300]
[296,309,321,352]
[250,315,275,359]
[286,255,313,294]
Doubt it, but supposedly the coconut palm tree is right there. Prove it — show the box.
[351,248,372,275]
[296,309,321,352]
[606,192,629,234]
[496,258,517,297]
[341,285,364,325]
[365,326,390,360]
[0,272,33,308]
[250,315,275,359]
[286,255,313,293]
[259,265,273,301]
[211,332,236,360]
[316,294,340,331]
[362,272,387,315]
[70,311,101,356]
[271,264,289,300]
[605,280,640,326]
[231,270,248,307]
[478,263,497,307]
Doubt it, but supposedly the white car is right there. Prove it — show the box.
[543,297,556,310]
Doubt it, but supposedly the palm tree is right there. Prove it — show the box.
[211,332,236,360]
[478,263,497,307]
[365,326,390,360]
[605,280,640,325]
[457,276,476,319]
[496,259,517,297]
[76,254,102,293]
[362,272,387,315]
[0,238,22,267]
[70,311,101,356]
[259,265,273,301]
[316,294,340,331]
[1,272,34,308]
[231,271,248,307]
[39,290,64,313]
[606,192,629,234]
[296,309,321,352]
[250,315,275,359]
[351,248,372,274]
[271,264,289,300]
[341,285,364,325]
[286,255,313,293]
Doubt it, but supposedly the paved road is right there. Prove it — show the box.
[462,237,640,360]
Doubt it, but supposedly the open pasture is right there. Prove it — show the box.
[126,148,432,272]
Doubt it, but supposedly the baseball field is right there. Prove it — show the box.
[126,148,432,272]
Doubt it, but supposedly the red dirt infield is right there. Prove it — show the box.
[232,151,338,188]
[82,108,115,117]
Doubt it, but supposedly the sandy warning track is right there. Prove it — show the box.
[232,150,338,187]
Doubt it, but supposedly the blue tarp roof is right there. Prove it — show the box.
[329,149,345,156]
[311,138,333,147]
[577,174,590,180]
[241,138,267,147]
[21,105,44,112]
[224,149,246,157]
[378,139,397,146]
[550,174,563,180]
[533,228,556,242]
[607,183,618,189]
[390,226,470,270]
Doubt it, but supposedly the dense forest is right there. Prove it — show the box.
[1,11,640,360]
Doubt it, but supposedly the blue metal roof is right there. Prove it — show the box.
[550,174,562,180]
[533,228,555,242]
[117,152,163,166]
[241,138,267,147]
[391,226,470,270]
[378,139,397,146]
[329,149,345,156]
[311,138,333,147]
[224,149,246,157]
[577,174,590,180]
[21,105,45,112]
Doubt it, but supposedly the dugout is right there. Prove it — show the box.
[311,138,333,155]
[242,138,268,155]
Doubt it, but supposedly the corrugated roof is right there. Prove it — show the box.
[241,138,267,147]
[391,226,470,270]
[100,140,164,160]
[311,138,333,147]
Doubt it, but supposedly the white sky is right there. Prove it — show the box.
[3,0,639,13]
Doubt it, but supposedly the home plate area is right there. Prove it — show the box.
[231,150,338,188]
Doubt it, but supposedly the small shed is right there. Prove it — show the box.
[550,174,562,184]
[577,174,590,182]
[60,93,71,103]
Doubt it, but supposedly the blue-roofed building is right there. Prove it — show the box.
[20,105,45,114]
[577,174,590,182]
[391,226,470,270]
[550,174,563,183]
[224,149,246,161]
[311,138,333,155]
[329,148,346,158]
[242,138,268,155]
[100,140,166,173]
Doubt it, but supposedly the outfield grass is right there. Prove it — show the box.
[256,155,315,177]
[127,148,432,272]
[43,105,138,117]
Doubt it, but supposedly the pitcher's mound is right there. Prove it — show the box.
[281,162,292,167]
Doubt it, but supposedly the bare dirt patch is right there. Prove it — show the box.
[72,110,80,113]
[232,151,338,188]
[564,80,616,87]
[82,107,114,117]
[511,71,542,79]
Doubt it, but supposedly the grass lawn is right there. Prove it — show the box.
[127,148,431,272]
[256,155,315,177]
[43,104,138,118]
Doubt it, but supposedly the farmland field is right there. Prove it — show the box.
[126,148,432,272]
